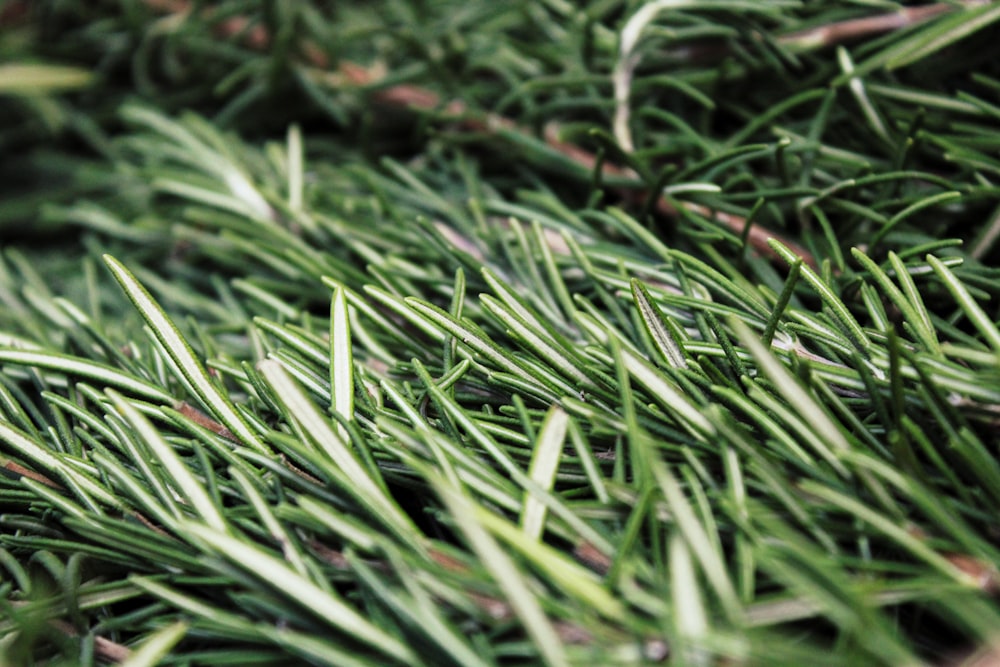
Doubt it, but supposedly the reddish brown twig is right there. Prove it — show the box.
[907,524,1000,596]
[777,4,959,52]
[2,606,132,663]
[49,618,132,663]
[137,0,979,272]
[574,539,613,575]
[176,401,239,443]
[2,458,64,489]
[939,644,1000,667]
[2,454,175,538]
[129,1,792,266]
[335,59,821,267]
[650,3,967,63]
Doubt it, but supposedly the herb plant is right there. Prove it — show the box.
[1,2,1000,665]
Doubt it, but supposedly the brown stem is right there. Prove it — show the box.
[175,401,239,443]
[3,459,64,489]
[574,539,613,575]
[778,4,961,52]
[337,61,821,268]
[661,3,966,63]
[135,0,977,270]
[3,458,174,538]
[42,618,132,663]
[138,1,827,268]
[907,524,1000,595]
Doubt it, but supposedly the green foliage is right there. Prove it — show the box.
[2,1,1000,665]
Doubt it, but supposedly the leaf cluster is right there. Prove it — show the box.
[1,1,1000,665]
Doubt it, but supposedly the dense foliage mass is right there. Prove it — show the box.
[2,2,1000,665]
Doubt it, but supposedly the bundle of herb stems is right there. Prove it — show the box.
[1,1,1000,665]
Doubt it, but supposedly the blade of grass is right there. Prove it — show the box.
[103,255,268,453]
[118,621,188,667]
[256,359,419,548]
[520,405,569,541]
[431,474,570,667]
[928,254,1000,354]
[106,390,227,532]
[330,285,354,442]
[182,521,417,664]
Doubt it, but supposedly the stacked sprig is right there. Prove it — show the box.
[2,1,1000,665]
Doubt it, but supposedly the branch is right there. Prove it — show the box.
[133,1,978,270]
[141,0,824,268]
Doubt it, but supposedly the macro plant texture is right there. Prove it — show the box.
[1,1,1000,665]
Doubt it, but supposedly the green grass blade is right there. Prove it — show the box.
[103,255,268,453]
[106,390,227,532]
[520,405,569,541]
[0,349,172,404]
[118,621,188,667]
[182,522,418,665]
[330,285,355,442]
[928,254,1000,354]
[432,476,570,667]
[631,279,688,369]
[257,359,418,546]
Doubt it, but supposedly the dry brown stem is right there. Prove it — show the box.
[176,401,239,443]
[2,459,64,489]
[52,619,131,662]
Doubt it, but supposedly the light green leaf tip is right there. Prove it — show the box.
[102,254,268,454]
